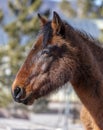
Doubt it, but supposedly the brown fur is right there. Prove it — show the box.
[12,12,103,130]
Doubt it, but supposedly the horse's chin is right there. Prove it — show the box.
[15,92,35,105]
[22,99,35,105]
[20,96,35,105]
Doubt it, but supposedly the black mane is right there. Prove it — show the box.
[64,21,102,48]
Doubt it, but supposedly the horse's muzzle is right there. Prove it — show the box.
[12,86,24,102]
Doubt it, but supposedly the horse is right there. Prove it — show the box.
[12,11,103,130]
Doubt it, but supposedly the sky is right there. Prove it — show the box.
[95,0,103,6]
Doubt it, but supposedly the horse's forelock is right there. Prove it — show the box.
[41,21,53,48]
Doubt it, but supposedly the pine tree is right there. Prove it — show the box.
[0,9,3,22]
[60,0,103,18]
[59,0,76,18]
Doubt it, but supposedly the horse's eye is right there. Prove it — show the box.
[41,45,60,57]
[41,48,50,55]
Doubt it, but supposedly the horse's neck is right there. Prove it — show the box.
[70,34,103,129]
[65,23,103,128]
[86,40,103,74]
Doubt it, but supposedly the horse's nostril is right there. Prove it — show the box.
[14,87,23,99]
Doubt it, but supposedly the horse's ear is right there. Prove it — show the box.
[51,11,63,34]
[38,13,48,26]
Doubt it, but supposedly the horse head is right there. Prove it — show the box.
[12,12,77,105]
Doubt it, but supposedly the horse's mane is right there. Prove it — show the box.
[64,21,102,48]
[64,21,103,49]
[76,29,102,47]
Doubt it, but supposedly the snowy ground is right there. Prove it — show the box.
[0,113,84,130]
[0,102,84,130]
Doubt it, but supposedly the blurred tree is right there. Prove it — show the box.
[59,0,103,42]
[60,0,103,18]
[0,89,12,107]
[0,0,50,108]
[97,0,103,18]
[0,9,4,22]
[59,0,76,18]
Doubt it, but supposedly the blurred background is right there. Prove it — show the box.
[0,0,103,130]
